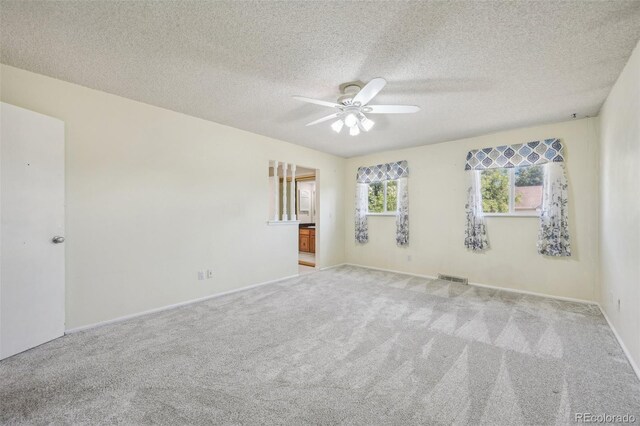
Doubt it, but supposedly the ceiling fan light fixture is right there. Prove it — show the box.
[360,116,375,131]
[331,119,344,133]
[294,77,420,134]
[344,113,358,128]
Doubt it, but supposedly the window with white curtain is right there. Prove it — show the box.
[355,160,409,245]
[464,138,570,256]
[480,165,544,216]
[367,180,397,214]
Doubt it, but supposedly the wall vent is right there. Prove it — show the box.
[437,274,468,284]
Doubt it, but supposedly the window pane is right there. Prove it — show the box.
[481,169,509,213]
[514,165,543,213]
[368,182,384,213]
[386,180,398,212]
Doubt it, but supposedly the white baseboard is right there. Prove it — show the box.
[319,263,346,271]
[344,263,596,305]
[63,261,640,383]
[345,263,440,280]
[598,305,640,381]
[65,273,299,334]
[344,262,639,381]
[468,281,596,305]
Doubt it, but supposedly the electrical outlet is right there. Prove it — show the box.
[617,299,620,312]
[207,269,214,279]
[407,255,412,261]
[197,271,205,280]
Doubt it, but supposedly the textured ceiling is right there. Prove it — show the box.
[1,1,639,157]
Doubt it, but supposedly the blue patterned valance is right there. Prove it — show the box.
[357,160,409,183]
[465,138,564,170]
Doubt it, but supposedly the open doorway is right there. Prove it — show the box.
[268,161,318,276]
[295,167,317,275]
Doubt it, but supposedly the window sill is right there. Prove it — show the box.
[483,213,539,218]
[267,220,301,226]
[367,213,397,217]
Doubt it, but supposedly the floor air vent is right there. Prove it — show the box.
[437,274,468,284]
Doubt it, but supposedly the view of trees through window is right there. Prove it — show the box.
[368,180,397,213]
[481,169,509,213]
[481,165,543,214]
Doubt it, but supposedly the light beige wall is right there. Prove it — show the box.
[345,118,599,302]
[599,41,640,370]
[0,65,345,329]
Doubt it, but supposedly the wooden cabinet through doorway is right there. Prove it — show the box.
[299,228,315,253]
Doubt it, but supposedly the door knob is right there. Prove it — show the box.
[52,236,65,244]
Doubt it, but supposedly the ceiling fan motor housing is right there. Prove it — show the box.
[338,80,364,105]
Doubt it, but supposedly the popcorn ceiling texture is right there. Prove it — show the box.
[1,1,639,157]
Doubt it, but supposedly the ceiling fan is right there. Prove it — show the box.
[293,78,421,136]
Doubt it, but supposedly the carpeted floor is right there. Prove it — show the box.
[1,265,639,425]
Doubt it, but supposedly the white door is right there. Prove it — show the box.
[0,102,65,360]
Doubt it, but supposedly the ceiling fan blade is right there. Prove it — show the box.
[366,105,421,114]
[293,96,341,109]
[352,78,387,106]
[306,112,340,126]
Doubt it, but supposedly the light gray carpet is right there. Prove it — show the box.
[1,265,639,425]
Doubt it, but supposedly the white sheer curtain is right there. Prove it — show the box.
[396,177,409,246]
[355,161,409,244]
[538,162,571,256]
[355,182,368,244]
[464,138,570,255]
[464,170,488,251]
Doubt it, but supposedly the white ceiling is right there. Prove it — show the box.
[1,1,639,157]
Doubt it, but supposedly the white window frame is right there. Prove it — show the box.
[482,167,541,218]
[367,180,397,216]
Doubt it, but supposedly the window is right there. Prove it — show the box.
[368,180,397,214]
[480,165,543,216]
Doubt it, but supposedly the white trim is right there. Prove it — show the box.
[63,261,640,383]
[344,263,596,305]
[480,166,544,217]
[509,168,515,213]
[267,220,300,226]
[483,213,539,218]
[344,263,640,380]
[65,273,299,334]
[319,263,346,271]
[468,280,596,305]
[345,263,438,280]
[598,305,640,381]
[365,180,398,215]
